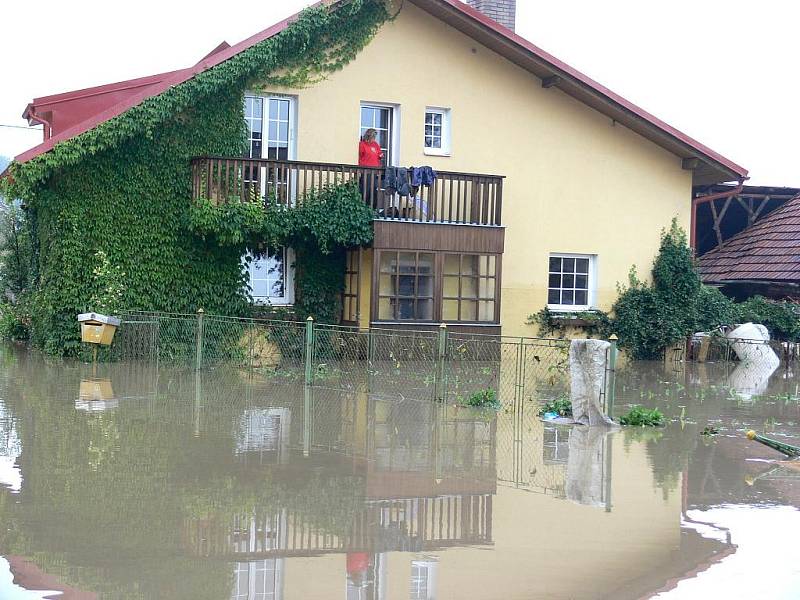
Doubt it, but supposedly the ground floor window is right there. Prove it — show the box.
[443,254,497,322]
[243,247,294,305]
[378,251,435,321]
[374,250,500,323]
[342,250,360,323]
[547,253,595,311]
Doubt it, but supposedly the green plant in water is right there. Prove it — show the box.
[619,406,665,427]
[538,396,572,417]
[460,388,501,410]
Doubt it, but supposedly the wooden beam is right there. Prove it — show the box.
[682,157,702,170]
[541,75,562,88]
[752,196,770,222]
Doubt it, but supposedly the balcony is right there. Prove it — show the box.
[191,156,504,226]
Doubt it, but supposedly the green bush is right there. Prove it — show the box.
[538,397,572,417]
[0,300,31,341]
[736,296,800,340]
[461,388,501,410]
[619,406,665,427]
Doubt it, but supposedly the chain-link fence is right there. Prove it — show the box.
[111,311,575,408]
[667,332,799,364]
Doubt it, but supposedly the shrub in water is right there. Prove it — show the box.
[462,388,501,411]
[538,397,572,417]
[619,406,665,427]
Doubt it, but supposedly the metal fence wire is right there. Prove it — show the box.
[111,312,575,407]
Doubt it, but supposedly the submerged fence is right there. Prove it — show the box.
[112,310,577,407]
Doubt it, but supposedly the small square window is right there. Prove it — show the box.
[424,107,451,156]
[547,253,595,311]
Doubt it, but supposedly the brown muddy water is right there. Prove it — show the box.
[0,347,798,599]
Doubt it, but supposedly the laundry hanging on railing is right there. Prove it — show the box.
[382,166,411,196]
[383,166,438,197]
[411,166,437,187]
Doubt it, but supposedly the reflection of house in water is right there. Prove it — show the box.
[0,399,22,493]
[187,389,495,600]
[236,408,291,464]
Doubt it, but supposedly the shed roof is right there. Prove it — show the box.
[14,0,747,184]
[698,193,800,284]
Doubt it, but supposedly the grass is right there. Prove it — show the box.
[619,406,665,427]
[538,397,573,417]
[460,388,501,411]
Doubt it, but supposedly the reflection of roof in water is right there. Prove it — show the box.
[602,518,735,600]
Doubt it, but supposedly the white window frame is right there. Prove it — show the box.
[423,107,451,157]
[244,93,298,161]
[360,101,401,166]
[546,253,597,312]
[243,247,295,306]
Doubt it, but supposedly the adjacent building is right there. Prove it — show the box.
[698,192,800,301]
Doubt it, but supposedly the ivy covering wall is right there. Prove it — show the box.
[3,0,391,354]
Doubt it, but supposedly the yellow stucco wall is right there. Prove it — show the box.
[279,428,681,599]
[258,2,693,337]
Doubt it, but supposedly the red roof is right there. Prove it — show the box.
[14,0,748,184]
[698,193,800,283]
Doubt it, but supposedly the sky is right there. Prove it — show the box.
[0,0,797,186]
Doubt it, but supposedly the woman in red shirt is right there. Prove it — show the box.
[358,128,383,204]
[358,128,383,167]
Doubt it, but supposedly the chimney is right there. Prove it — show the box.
[466,0,516,32]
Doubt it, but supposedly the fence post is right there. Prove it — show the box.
[606,334,618,419]
[435,323,448,401]
[304,316,314,387]
[195,308,205,371]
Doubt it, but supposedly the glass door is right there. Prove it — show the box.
[360,105,393,168]
[244,95,296,205]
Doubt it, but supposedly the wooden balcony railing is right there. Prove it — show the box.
[191,156,504,226]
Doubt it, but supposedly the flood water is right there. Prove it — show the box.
[0,347,798,599]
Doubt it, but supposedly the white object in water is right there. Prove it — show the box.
[569,339,615,426]
[726,323,780,365]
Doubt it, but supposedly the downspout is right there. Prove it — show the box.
[25,108,52,141]
[690,180,744,253]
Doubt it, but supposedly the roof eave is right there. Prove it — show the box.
[411,0,747,184]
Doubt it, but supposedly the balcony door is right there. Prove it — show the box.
[360,104,397,168]
[244,94,297,205]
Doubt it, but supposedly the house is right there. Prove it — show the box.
[697,192,800,301]
[8,0,747,346]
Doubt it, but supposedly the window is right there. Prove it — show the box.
[342,250,360,323]
[378,251,435,321]
[547,254,594,310]
[244,95,296,203]
[244,248,294,305]
[245,96,294,160]
[360,104,394,167]
[442,254,497,322]
[410,559,439,600]
[245,96,264,159]
[233,559,280,600]
[424,107,451,156]
[374,250,501,323]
